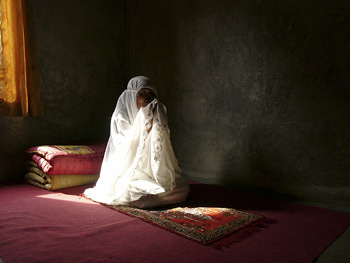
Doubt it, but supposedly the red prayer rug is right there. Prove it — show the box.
[106,203,264,245]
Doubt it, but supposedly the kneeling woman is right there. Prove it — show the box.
[84,76,190,208]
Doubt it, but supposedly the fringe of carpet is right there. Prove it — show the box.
[209,218,278,249]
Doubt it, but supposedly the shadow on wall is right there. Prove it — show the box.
[217,122,301,201]
[216,1,349,201]
[0,99,22,117]
[127,0,181,102]
[126,0,350,206]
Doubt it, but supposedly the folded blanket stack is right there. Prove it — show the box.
[24,144,106,190]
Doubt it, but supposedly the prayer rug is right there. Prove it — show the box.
[106,202,264,245]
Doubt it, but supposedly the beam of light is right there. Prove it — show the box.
[36,192,99,205]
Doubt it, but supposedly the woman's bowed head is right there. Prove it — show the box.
[83,76,190,208]
[137,88,157,109]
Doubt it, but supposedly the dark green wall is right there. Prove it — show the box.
[0,0,127,180]
[127,0,350,209]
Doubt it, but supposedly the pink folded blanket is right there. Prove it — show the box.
[25,144,106,175]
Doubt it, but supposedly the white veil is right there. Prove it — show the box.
[84,76,189,208]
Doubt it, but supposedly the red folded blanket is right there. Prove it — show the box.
[25,144,106,175]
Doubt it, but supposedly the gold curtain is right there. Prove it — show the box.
[0,0,43,116]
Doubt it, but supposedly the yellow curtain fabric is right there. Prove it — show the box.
[0,0,43,116]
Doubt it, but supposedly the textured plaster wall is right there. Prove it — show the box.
[0,0,127,181]
[128,0,350,208]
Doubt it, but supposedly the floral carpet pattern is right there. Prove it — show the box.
[109,203,264,245]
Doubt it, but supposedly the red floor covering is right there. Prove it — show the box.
[0,181,349,263]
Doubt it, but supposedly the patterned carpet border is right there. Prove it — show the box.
[108,204,264,245]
